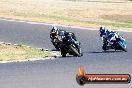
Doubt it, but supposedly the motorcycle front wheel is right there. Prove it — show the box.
[69,45,82,57]
[118,42,127,52]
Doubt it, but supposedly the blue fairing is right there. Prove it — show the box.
[118,35,126,48]
[109,32,115,38]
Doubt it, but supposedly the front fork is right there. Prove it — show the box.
[67,37,81,53]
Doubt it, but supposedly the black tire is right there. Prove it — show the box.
[69,45,81,57]
[118,42,127,52]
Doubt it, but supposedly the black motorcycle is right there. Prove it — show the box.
[58,32,82,57]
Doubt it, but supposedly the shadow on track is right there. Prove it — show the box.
[58,56,76,58]
[51,49,60,51]
[51,49,83,58]
[83,50,124,54]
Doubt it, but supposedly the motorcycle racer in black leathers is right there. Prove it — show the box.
[50,26,78,49]
[50,26,82,57]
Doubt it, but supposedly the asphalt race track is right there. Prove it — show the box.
[0,19,132,88]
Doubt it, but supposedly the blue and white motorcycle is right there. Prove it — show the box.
[101,31,127,52]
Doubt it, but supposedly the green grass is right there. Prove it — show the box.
[0,44,51,61]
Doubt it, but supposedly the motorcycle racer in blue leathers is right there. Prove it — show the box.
[99,26,126,51]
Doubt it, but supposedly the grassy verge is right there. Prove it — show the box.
[0,43,51,61]
[1,11,132,28]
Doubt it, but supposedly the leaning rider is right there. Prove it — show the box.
[50,26,78,43]
[99,26,120,44]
